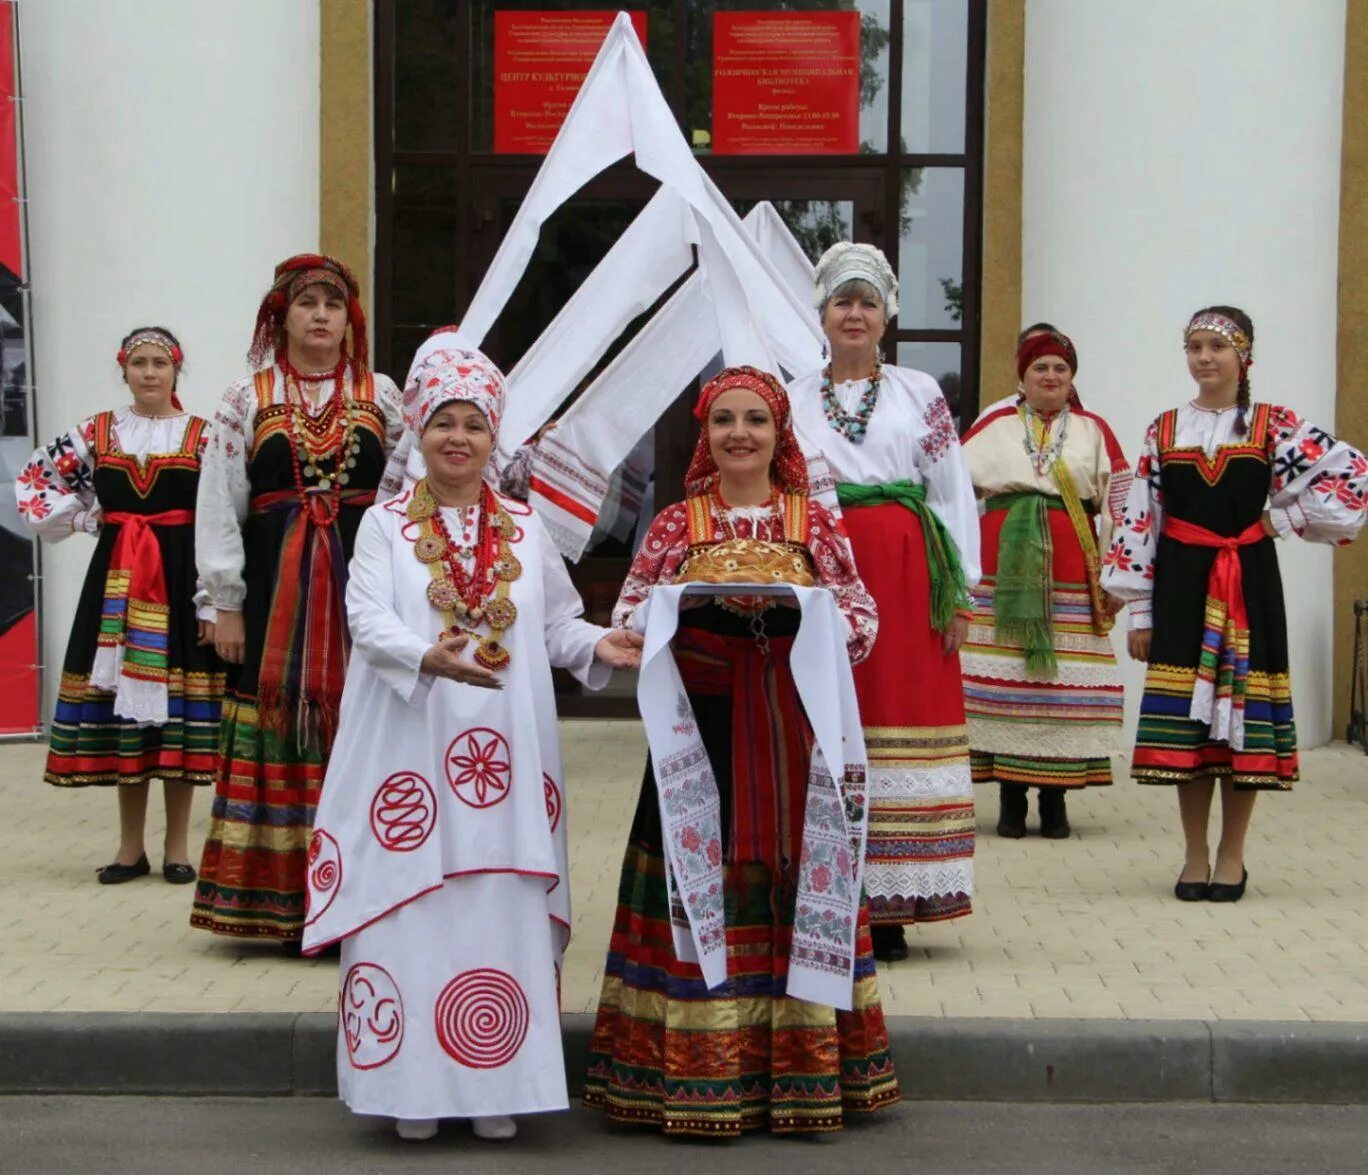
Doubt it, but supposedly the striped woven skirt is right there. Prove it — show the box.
[583,621,899,1135]
[963,500,1122,789]
[842,501,974,925]
[190,693,327,940]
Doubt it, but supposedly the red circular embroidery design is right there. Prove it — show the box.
[433,969,529,1069]
[445,728,512,808]
[369,772,437,852]
[543,773,562,833]
[303,828,342,926]
[341,962,404,1070]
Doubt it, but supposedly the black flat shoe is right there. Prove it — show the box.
[163,862,197,885]
[97,854,150,885]
[1038,789,1072,839]
[1207,868,1248,903]
[870,925,909,963]
[1174,869,1210,902]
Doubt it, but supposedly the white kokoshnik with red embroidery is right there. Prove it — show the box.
[302,485,611,1120]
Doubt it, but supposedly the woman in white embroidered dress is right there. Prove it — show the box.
[960,328,1130,838]
[16,327,222,884]
[302,336,641,1143]
[788,242,980,962]
[1103,305,1367,902]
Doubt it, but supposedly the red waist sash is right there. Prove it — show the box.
[1163,517,1265,630]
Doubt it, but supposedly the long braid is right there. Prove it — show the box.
[1234,373,1251,436]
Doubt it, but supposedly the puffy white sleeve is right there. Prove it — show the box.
[1101,419,1164,631]
[345,507,435,704]
[195,381,257,611]
[536,513,612,689]
[914,390,982,589]
[1264,406,1368,546]
[372,374,407,503]
[15,418,100,540]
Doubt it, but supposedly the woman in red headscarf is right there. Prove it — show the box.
[16,327,223,884]
[960,329,1130,839]
[584,367,897,1138]
[191,254,404,945]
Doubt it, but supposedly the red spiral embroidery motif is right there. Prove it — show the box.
[369,772,436,852]
[433,969,529,1069]
[304,829,342,926]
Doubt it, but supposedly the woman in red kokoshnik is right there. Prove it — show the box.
[192,255,404,944]
[16,327,223,885]
[1103,306,1367,902]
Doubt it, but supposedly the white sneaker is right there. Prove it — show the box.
[394,1117,439,1141]
[471,1115,517,1141]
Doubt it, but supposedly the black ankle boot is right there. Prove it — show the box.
[1038,788,1071,839]
[996,783,1028,838]
[870,924,909,963]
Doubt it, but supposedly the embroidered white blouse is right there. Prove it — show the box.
[788,364,982,587]
[15,408,203,539]
[195,367,404,610]
[1101,401,1368,630]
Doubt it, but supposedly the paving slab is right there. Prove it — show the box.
[1,732,1366,1023]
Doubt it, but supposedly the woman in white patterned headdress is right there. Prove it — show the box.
[301,330,642,1143]
[789,242,981,962]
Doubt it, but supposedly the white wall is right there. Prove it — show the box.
[21,1,321,707]
[1021,0,1347,745]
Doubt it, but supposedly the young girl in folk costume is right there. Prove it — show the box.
[788,242,981,962]
[960,329,1130,838]
[585,366,898,1137]
[192,254,404,945]
[1103,306,1367,902]
[302,336,640,1142]
[16,328,223,883]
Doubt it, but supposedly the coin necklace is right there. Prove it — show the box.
[408,478,521,671]
[282,358,362,494]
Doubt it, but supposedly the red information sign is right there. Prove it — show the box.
[494,11,648,154]
[712,11,860,155]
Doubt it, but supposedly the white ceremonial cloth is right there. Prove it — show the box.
[634,583,868,1011]
[302,489,609,1119]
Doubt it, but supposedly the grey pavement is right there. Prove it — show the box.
[3,1098,1367,1175]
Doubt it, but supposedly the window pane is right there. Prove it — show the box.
[688,1,891,155]
[394,0,461,151]
[897,167,963,331]
[468,1,677,155]
[731,197,855,260]
[896,340,963,424]
[900,0,968,153]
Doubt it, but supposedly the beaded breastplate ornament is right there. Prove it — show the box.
[1020,401,1070,476]
[282,359,363,498]
[819,361,883,444]
[408,479,521,671]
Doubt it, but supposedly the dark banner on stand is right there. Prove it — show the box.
[0,2,38,734]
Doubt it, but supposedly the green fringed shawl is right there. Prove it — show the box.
[983,491,1062,675]
[836,480,969,633]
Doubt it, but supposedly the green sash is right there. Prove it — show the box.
[836,479,969,633]
[982,490,1058,674]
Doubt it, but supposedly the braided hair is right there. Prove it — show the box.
[1191,304,1254,435]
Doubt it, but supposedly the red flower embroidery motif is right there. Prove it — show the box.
[19,496,50,520]
[17,465,52,492]
[680,826,702,853]
[811,864,833,893]
[1299,438,1325,462]
[1130,510,1152,536]
[1269,406,1301,439]
[836,848,851,876]
[1136,454,1152,479]
[706,839,722,867]
[445,728,512,808]
[55,453,79,477]
[1102,542,1126,570]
